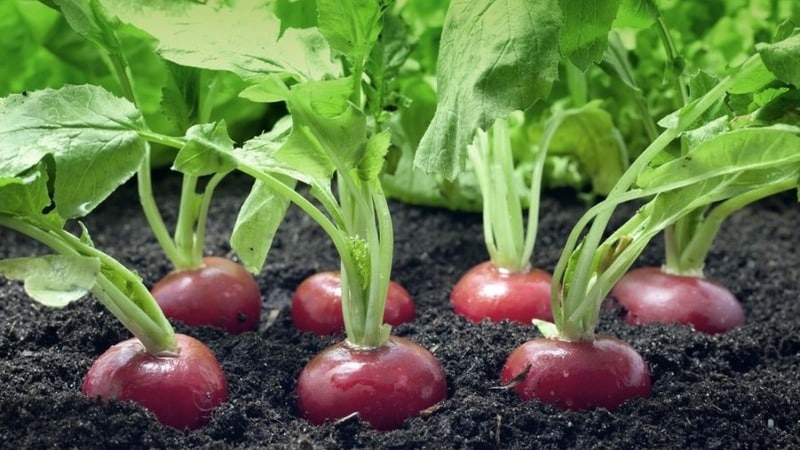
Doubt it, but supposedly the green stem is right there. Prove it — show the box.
[172,174,202,270]
[676,180,795,275]
[494,119,526,269]
[338,176,367,344]
[198,75,219,124]
[656,12,695,268]
[656,16,689,106]
[360,180,393,347]
[91,274,177,355]
[138,130,186,149]
[519,114,562,267]
[136,147,184,268]
[194,172,229,265]
[296,125,393,346]
[467,134,499,261]
[94,15,137,107]
[604,34,660,143]
[566,61,588,107]
[469,119,531,273]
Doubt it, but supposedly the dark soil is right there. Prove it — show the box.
[1,171,799,449]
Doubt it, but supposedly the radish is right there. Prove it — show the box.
[152,256,262,334]
[0,87,229,427]
[0,215,231,429]
[450,115,554,324]
[296,336,446,431]
[612,267,745,334]
[452,262,553,324]
[137,124,264,334]
[82,334,228,430]
[488,110,655,410]
[501,336,650,410]
[291,271,415,335]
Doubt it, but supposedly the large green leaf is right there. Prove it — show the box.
[638,126,800,191]
[0,255,100,307]
[558,0,621,70]
[98,0,341,81]
[0,85,145,218]
[757,33,800,88]
[316,0,382,66]
[414,0,561,179]
[231,177,294,273]
[546,102,628,195]
[279,78,366,178]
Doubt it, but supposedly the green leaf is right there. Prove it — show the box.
[727,58,777,95]
[0,255,100,307]
[274,0,318,36]
[173,121,237,176]
[235,121,318,185]
[316,0,382,66]
[364,11,413,122]
[231,177,294,273]
[638,127,800,192]
[358,129,391,181]
[0,2,105,96]
[558,0,621,70]
[546,102,628,195]
[99,0,341,81]
[415,0,562,179]
[239,76,294,104]
[280,78,366,177]
[53,0,121,49]
[0,85,145,218]
[757,33,800,88]
[0,163,64,229]
[613,0,658,29]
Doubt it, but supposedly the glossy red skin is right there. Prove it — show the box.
[611,266,745,334]
[291,271,415,335]
[296,336,447,431]
[82,334,228,430]
[451,261,553,324]
[151,256,261,334]
[501,336,651,411]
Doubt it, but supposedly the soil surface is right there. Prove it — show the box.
[1,171,799,449]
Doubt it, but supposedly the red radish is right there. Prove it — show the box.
[296,336,447,431]
[291,271,415,335]
[451,261,552,323]
[83,333,228,430]
[151,256,261,334]
[611,266,745,334]
[501,336,650,410]
[452,116,555,325]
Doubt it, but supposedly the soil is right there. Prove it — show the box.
[1,171,799,450]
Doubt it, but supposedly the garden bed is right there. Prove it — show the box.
[1,171,799,449]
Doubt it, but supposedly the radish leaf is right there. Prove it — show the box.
[757,33,800,88]
[415,0,561,179]
[558,0,621,70]
[0,255,100,307]
[98,0,340,81]
[173,122,237,176]
[0,85,145,218]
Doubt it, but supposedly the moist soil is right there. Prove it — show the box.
[1,171,799,449]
